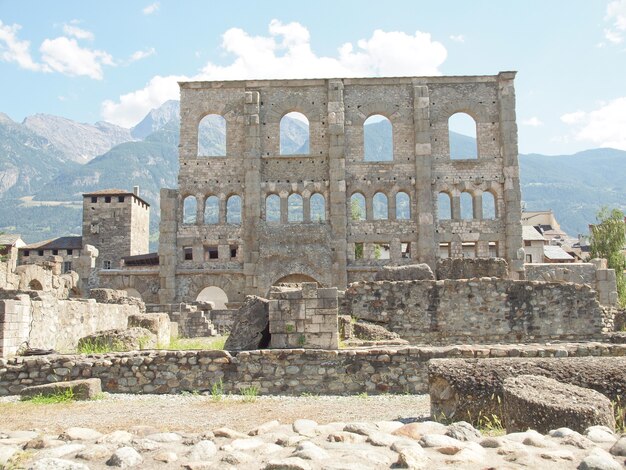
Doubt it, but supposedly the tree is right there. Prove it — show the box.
[589,207,626,307]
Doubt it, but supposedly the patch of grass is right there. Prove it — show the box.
[300,392,319,399]
[474,411,505,436]
[3,450,35,470]
[613,397,626,433]
[240,386,259,403]
[180,390,200,397]
[22,388,75,405]
[357,392,368,399]
[211,379,224,402]
[297,334,306,347]
[166,335,227,351]
[76,338,124,354]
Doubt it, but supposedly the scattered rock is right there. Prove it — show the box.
[609,436,626,456]
[106,446,143,467]
[97,430,133,445]
[59,427,103,442]
[294,441,329,460]
[585,426,617,444]
[419,434,463,448]
[153,451,178,463]
[28,458,90,470]
[187,440,217,461]
[145,432,182,443]
[0,446,19,466]
[249,420,280,436]
[213,427,248,439]
[577,448,622,470]
[264,457,312,470]
[75,444,112,461]
[445,421,481,442]
[293,419,318,437]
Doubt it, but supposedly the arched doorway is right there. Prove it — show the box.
[196,286,229,309]
[28,279,43,291]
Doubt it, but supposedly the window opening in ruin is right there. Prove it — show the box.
[524,240,531,247]
[449,112,478,159]
[310,193,325,222]
[265,194,281,222]
[103,260,112,269]
[483,191,496,219]
[288,193,304,222]
[373,192,388,220]
[402,242,411,259]
[23,250,29,257]
[489,241,499,257]
[226,195,242,224]
[38,250,44,256]
[118,196,125,203]
[196,286,229,309]
[204,246,219,260]
[105,196,111,203]
[374,243,390,260]
[91,196,97,203]
[28,279,43,290]
[183,196,197,224]
[280,112,309,155]
[62,261,72,273]
[198,114,226,156]
[460,192,474,219]
[204,196,219,224]
[350,193,366,221]
[354,242,364,259]
[396,192,410,219]
[462,242,477,258]
[439,242,451,259]
[438,192,452,220]
[67,249,73,255]
[52,249,58,255]
[364,114,392,161]
[230,245,238,258]
[183,247,193,261]
[526,254,532,263]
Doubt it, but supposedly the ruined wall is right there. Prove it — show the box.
[2,342,625,396]
[158,73,523,304]
[436,257,509,279]
[0,293,140,357]
[341,279,610,345]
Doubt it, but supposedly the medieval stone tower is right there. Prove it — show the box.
[82,188,150,269]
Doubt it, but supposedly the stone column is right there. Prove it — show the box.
[413,83,437,269]
[498,72,524,279]
[327,80,348,289]
[158,188,179,304]
[474,193,483,220]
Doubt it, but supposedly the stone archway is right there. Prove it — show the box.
[196,286,229,309]
[274,274,320,285]
[28,279,43,291]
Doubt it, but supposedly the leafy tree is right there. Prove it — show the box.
[589,207,626,307]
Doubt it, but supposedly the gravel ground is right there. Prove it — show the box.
[0,393,431,434]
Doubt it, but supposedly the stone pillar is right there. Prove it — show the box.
[158,188,179,304]
[243,90,262,294]
[498,71,524,279]
[327,79,348,289]
[413,83,437,270]
[474,193,483,220]
[0,295,32,358]
[76,244,98,295]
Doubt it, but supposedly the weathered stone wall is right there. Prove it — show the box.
[158,73,523,305]
[269,283,338,349]
[341,279,610,345]
[0,293,140,357]
[2,342,625,396]
[525,261,618,306]
[436,257,509,279]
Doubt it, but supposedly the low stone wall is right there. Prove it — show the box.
[0,293,140,357]
[341,279,611,345]
[209,309,237,334]
[436,257,509,280]
[1,342,625,396]
[525,261,618,306]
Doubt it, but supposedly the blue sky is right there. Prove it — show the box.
[1,0,625,154]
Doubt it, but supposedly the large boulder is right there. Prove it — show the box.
[503,375,615,433]
[20,378,102,400]
[128,313,171,346]
[429,357,626,424]
[374,264,434,281]
[223,296,270,351]
[89,288,145,312]
[77,327,156,352]
[353,322,400,341]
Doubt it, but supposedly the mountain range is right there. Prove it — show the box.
[0,102,624,246]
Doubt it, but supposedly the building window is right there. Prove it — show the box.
[526,254,533,263]
[350,193,366,221]
[205,246,219,260]
[204,196,219,224]
[396,192,410,220]
[183,195,197,224]
[38,250,44,256]
[226,195,242,224]
[310,193,325,222]
[67,249,73,255]
[23,250,29,257]
[287,193,304,222]
[63,261,72,273]
[265,194,281,223]
[103,260,112,269]
[354,242,364,260]
[364,114,393,161]
[52,249,58,255]
[118,196,125,203]
[91,196,97,203]
[449,112,478,159]
[183,247,193,261]
[373,192,388,220]
[402,242,411,259]
[230,245,238,258]
[280,112,309,155]
[524,240,531,247]
[438,193,452,220]
[460,192,474,220]
[198,114,226,156]
[105,196,111,203]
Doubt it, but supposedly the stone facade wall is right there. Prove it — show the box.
[340,279,610,345]
[269,283,338,349]
[525,261,618,306]
[436,257,509,279]
[158,73,523,305]
[2,342,625,396]
[0,294,140,357]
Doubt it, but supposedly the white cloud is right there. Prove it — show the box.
[521,117,543,127]
[561,97,626,150]
[449,34,465,43]
[62,23,94,41]
[0,20,43,71]
[143,2,160,15]
[560,111,586,124]
[40,36,114,79]
[102,20,447,127]
[128,47,156,63]
[605,0,626,44]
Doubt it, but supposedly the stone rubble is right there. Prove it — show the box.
[1,420,624,469]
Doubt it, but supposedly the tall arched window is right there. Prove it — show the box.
[265,194,281,222]
[460,192,474,219]
[373,192,388,220]
[280,112,309,155]
[449,112,478,160]
[226,195,241,225]
[198,114,226,156]
[483,191,497,219]
[396,192,410,220]
[350,193,366,221]
[310,193,325,222]
[438,192,451,220]
[364,114,392,161]
[288,193,303,222]
[183,195,197,224]
[204,196,219,224]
